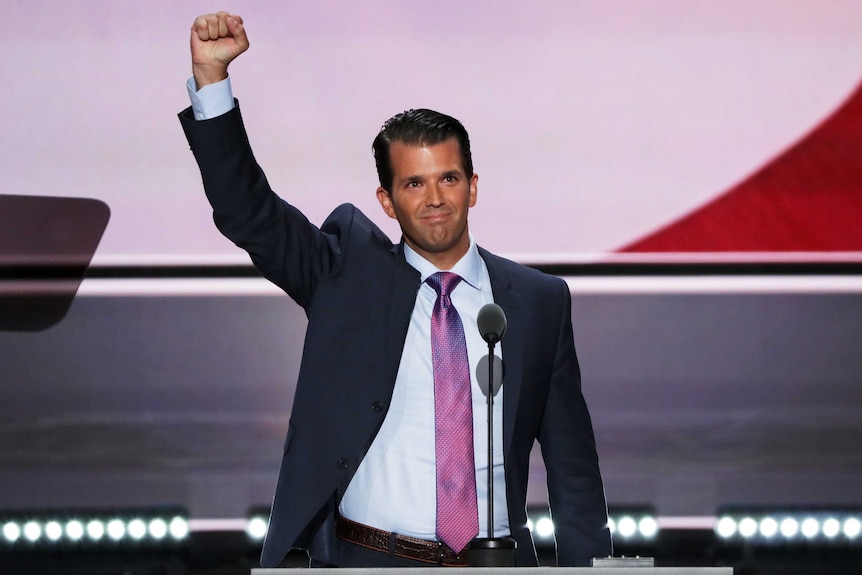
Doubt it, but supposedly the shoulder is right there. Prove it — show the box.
[479,246,566,293]
[322,203,396,249]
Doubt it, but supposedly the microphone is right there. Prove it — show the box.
[476,355,503,398]
[478,303,506,344]
[469,303,515,566]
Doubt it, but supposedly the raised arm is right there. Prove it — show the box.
[181,13,343,308]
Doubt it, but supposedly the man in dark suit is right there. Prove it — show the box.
[180,11,611,568]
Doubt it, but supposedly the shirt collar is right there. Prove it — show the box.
[403,234,483,291]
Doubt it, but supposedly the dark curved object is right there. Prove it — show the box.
[0,194,110,331]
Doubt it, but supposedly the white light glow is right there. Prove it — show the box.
[607,517,616,534]
[617,516,637,538]
[801,518,820,539]
[149,518,168,540]
[128,519,147,540]
[44,521,63,541]
[247,517,268,540]
[535,518,555,538]
[107,519,125,541]
[66,520,85,541]
[87,520,105,541]
[169,517,189,540]
[2,522,21,543]
[638,517,658,538]
[844,517,861,539]
[23,521,41,542]
[823,518,841,538]
[759,517,778,538]
[739,517,758,538]
[716,517,737,539]
[780,518,799,538]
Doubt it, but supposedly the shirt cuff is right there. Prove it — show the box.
[187,76,235,120]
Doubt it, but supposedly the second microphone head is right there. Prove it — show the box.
[477,303,507,344]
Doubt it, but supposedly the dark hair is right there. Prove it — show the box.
[372,108,473,192]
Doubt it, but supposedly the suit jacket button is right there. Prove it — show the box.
[371,401,384,412]
[337,457,349,469]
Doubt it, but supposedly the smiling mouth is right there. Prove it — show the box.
[422,212,453,222]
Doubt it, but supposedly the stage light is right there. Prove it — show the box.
[247,517,268,541]
[148,518,168,540]
[738,517,758,538]
[617,516,637,538]
[716,508,862,546]
[45,520,63,542]
[605,506,658,544]
[3,521,21,543]
[106,519,126,541]
[534,517,555,538]
[759,517,778,538]
[779,517,799,538]
[844,517,861,539]
[531,505,657,546]
[127,519,147,540]
[169,516,189,540]
[23,521,42,543]
[0,507,189,553]
[716,517,737,539]
[66,520,85,542]
[823,518,841,538]
[526,518,534,531]
[87,519,105,541]
[638,516,658,538]
[800,518,819,539]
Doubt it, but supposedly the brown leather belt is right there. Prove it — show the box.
[336,514,469,566]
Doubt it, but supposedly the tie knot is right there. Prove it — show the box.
[426,272,462,297]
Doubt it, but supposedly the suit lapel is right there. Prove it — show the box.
[386,243,422,387]
[479,248,524,455]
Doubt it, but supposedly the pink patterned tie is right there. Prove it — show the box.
[426,272,479,553]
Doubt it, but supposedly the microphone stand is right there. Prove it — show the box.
[469,338,516,566]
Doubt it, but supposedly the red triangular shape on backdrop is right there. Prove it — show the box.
[618,80,862,253]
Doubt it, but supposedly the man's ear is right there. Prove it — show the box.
[376,187,397,219]
[469,173,478,208]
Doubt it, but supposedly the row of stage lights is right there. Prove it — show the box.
[715,511,862,545]
[244,506,661,545]
[0,510,188,551]
[529,513,659,543]
[7,505,859,552]
[247,506,862,548]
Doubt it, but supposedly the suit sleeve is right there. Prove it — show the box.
[538,278,612,566]
[178,103,342,308]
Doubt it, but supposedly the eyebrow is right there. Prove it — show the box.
[400,174,425,186]
[397,168,464,187]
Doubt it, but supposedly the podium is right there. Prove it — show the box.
[253,568,732,574]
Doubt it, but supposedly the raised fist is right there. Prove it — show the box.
[190,12,250,89]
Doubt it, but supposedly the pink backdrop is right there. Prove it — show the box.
[4,0,862,262]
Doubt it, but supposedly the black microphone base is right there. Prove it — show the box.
[468,537,516,567]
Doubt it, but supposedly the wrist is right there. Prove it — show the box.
[192,63,229,91]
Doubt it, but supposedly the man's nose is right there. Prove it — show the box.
[425,184,444,206]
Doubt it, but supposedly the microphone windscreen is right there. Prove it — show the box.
[477,303,507,344]
[476,354,504,397]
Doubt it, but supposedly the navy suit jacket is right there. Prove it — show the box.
[180,103,611,567]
